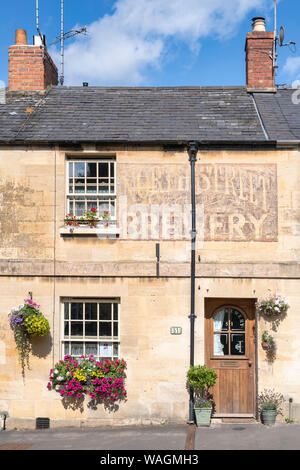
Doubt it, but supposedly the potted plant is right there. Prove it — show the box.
[81,208,99,228]
[8,298,50,372]
[258,389,284,425]
[261,331,275,351]
[101,210,111,227]
[64,208,99,228]
[256,294,289,317]
[186,365,217,427]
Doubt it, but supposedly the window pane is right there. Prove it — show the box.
[71,342,83,356]
[75,163,85,177]
[86,185,97,194]
[99,185,109,194]
[71,322,83,336]
[100,322,112,337]
[85,322,97,337]
[214,333,229,356]
[113,304,118,320]
[64,322,69,336]
[85,303,97,320]
[64,342,69,355]
[86,163,96,177]
[214,309,229,331]
[99,163,108,177]
[69,162,73,177]
[99,201,109,213]
[71,303,83,320]
[113,343,118,357]
[110,200,115,217]
[110,163,114,178]
[87,201,98,212]
[230,309,245,331]
[231,334,245,355]
[113,322,118,337]
[86,342,98,356]
[99,303,111,320]
[64,303,69,319]
[75,202,85,216]
[74,185,85,194]
[100,342,112,357]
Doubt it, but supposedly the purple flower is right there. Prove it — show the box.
[9,314,24,328]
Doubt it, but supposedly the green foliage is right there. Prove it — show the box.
[256,294,289,317]
[8,298,50,374]
[262,331,273,343]
[187,365,217,395]
[285,417,294,424]
[258,388,284,414]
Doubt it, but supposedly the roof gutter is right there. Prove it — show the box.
[0,139,278,149]
[276,140,300,149]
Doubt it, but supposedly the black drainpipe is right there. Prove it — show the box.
[187,141,198,423]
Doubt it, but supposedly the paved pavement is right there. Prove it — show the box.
[195,422,300,450]
[0,422,299,451]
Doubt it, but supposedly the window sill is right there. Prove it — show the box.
[60,225,120,238]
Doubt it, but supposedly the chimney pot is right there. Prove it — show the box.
[15,29,27,45]
[251,17,266,32]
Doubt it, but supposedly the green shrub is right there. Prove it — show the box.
[187,365,217,397]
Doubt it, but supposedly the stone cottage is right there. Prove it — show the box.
[0,17,299,429]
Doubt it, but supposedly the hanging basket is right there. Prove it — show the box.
[256,294,289,317]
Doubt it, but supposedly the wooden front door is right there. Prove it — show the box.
[205,299,256,417]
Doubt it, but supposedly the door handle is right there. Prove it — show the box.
[248,360,253,367]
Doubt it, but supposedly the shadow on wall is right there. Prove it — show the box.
[30,333,52,359]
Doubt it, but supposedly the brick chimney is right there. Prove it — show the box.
[245,17,276,92]
[8,29,58,91]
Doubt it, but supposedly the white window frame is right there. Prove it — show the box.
[66,158,117,221]
[61,298,120,361]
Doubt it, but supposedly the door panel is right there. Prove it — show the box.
[205,298,256,416]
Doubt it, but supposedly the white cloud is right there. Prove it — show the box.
[283,56,300,79]
[51,0,273,86]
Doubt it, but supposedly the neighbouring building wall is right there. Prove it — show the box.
[0,145,299,428]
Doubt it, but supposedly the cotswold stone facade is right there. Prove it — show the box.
[0,145,299,428]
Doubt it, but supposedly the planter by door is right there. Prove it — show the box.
[261,410,276,425]
[205,299,256,418]
[194,408,213,427]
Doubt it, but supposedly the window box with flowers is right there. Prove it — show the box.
[47,355,127,409]
[61,208,120,237]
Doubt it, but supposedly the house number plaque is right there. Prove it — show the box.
[170,327,182,335]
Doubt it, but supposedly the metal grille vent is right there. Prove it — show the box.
[36,417,50,429]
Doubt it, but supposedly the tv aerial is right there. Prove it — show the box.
[36,0,88,86]
[272,0,296,75]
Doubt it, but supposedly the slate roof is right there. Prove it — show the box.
[0,85,298,144]
[253,88,300,141]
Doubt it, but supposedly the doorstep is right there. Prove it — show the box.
[212,413,256,424]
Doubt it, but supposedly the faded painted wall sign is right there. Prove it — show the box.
[118,163,278,242]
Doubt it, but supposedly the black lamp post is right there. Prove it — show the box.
[187,141,198,423]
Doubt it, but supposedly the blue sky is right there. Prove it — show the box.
[1,0,300,87]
